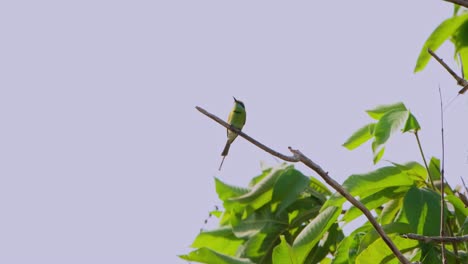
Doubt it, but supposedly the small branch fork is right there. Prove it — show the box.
[428,49,468,94]
[196,106,411,264]
[402,233,468,243]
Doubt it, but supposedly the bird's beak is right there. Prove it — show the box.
[233,96,238,102]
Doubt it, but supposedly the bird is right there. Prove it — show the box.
[219,97,246,170]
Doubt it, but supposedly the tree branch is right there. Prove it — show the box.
[402,233,468,243]
[442,0,468,8]
[196,106,411,264]
[428,49,468,94]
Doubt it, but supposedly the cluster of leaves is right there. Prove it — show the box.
[342,102,420,164]
[181,164,341,264]
[182,103,468,263]
[415,7,468,77]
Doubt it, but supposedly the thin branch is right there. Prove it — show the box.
[459,177,468,207]
[461,177,468,196]
[196,106,411,264]
[442,0,468,9]
[414,131,436,189]
[402,233,468,243]
[438,86,447,263]
[196,106,299,162]
[428,49,468,94]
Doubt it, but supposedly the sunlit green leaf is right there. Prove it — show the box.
[453,19,468,79]
[415,13,468,72]
[191,227,244,255]
[309,176,332,196]
[402,112,420,132]
[180,247,255,264]
[342,166,415,198]
[428,157,441,181]
[272,236,298,264]
[215,177,249,201]
[343,123,376,150]
[249,167,274,187]
[358,222,413,253]
[373,146,385,164]
[355,234,418,264]
[230,166,288,210]
[373,110,408,146]
[379,197,403,225]
[293,206,341,263]
[366,102,407,120]
[342,187,408,223]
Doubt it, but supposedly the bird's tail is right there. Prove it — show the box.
[219,156,226,171]
[219,141,231,170]
[221,140,231,156]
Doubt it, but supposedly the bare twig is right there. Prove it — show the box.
[402,233,468,243]
[438,87,447,263]
[461,177,468,196]
[442,0,468,9]
[196,106,411,264]
[460,177,468,207]
[414,131,436,189]
[428,49,468,94]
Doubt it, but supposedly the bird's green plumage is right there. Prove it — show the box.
[219,97,246,170]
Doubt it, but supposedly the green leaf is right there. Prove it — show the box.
[342,166,415,198]
[272,236,298,264]
[271,168,310,213]
[293,206,341,263]
[342,123,376,150]
[240,223,284,261]
[391,161,427,182]
[331,235,353,264]
[414,13,468,73]
[231,216,269,239]
[249,168,274,188]
[403,186,443,236]
[428,157,441,181]
[358,222,413,253]
[180,247,255,264]
[402,112,420,132]
[230,166,287,210]
[342,187,408,223]
[366,102,407,120]
[373,146,385,164]
[453,19,468,78]
[446,194,468,227]
[215,177,249,201]
[379,197,403,225]
[331,226,373,264]
[191,227,244,256]
[373,110,408,146]
[305,223,343,264]
[309,176,332,196]
[355,234,418,264]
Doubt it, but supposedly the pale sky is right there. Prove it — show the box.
[1,1,467,263]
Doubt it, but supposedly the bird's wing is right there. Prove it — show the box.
[227,108,234,136]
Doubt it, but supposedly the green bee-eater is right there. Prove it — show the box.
[219,97,246,170]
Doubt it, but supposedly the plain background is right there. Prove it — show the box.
[1,1,467,263]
